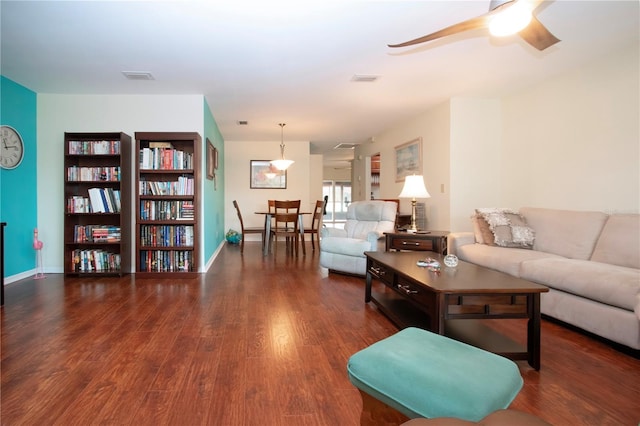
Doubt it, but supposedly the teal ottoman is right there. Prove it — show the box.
[347,328,523,422]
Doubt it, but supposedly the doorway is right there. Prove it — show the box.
[322,180,351,228]
[370,153,380,200]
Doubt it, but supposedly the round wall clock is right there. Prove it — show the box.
[1,125,25,169]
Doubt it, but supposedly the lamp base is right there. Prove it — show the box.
[409,199,419,233]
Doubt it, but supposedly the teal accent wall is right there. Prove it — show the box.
[203,99,225,263]
[0,76,38,277]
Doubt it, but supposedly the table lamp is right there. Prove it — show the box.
[398,174,431,232]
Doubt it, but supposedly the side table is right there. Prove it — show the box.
[385,230,449,255]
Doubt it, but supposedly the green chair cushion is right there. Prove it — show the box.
[347,327,523,421]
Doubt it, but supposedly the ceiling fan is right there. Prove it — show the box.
[388,0,560,51]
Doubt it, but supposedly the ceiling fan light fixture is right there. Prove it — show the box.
[489,1,532,37]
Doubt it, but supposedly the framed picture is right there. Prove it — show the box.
[250,160,287,189]
[206,138,215,180]
[395,137,422,182]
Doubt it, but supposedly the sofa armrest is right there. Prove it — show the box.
[448,232,476,256]
[366,231,386,251]
[321,227,347,238]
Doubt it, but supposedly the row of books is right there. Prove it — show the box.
[67,166,121,182]
[139,147,193,170]
[72,225,121,243]
[139,200,194,220]
[67,188,121,213]
[71,249,121,273]
[139,176,194,196]
[68,140,120,155]
[139,250,193,273]
[139,225,194,247]
[88,188,121,213]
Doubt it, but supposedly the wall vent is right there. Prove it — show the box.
[236,120,249,125]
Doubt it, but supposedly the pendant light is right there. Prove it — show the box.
[271,123,294,171]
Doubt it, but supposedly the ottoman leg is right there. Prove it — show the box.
[359,389,410,426]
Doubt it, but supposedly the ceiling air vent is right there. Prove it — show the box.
[334,143,359,149]
[351,74,380,82]
[122,71,154,80]
[236,120,249,125]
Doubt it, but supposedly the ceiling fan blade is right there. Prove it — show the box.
[388,15,489,48]
[518,15,560,50]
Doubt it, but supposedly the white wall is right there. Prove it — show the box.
[323,166,351,182]
[501,44,639,213]
[354,101,452,231]
[449,98,502,231]
[37,94,204,272]
[224,139,311,239]
[355,44,639,234]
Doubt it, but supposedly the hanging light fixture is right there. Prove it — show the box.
[271,123,294,171]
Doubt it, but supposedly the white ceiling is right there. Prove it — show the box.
[1,1,638,168]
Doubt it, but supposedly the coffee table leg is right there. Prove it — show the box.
[365,259,372,303]
[528,294,542,370]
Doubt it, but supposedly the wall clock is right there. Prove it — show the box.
[1,125,24,169]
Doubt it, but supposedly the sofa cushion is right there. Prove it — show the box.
[475,208,534,248]
[320,236,372,257]
[520,258,640,311]
[591,214,640,269]
[519,207,608,260]
[457,244,563,277]
[472,215,493,246]
[345,201,397,240]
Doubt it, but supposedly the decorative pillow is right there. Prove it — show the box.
[471,214,495,246]
[475,208,535,249]
[471,215,485,244]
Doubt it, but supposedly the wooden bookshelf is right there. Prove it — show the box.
[135,132,201,277]
[63,132,131,276]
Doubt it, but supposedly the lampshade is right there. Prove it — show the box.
[399,175,431,199]
[271,123,294,171]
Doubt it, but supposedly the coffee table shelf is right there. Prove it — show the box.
[365,251,548,370]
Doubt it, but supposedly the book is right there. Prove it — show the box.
[88,188,106,213]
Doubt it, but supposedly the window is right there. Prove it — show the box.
[323,180,351,227]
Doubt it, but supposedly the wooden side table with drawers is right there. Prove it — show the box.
[384,230,449,255]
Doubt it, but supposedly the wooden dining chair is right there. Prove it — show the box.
[270,200,304,256]
[233,200,264,253]
[304,199,326,250]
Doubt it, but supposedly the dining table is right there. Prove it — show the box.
[254,211,310,255]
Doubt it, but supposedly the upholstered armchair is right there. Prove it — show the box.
[320,200,397,276]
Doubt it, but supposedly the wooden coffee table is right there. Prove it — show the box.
[364,251,549,370]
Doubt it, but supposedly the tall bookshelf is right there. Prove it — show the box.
[135,132,201,277]
[64,132,131,276]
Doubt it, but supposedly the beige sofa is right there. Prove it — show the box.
[448,207,640,351]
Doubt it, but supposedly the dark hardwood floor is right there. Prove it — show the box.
[2,242,639,425]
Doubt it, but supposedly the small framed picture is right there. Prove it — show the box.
[250,160,287,189]
[206,138,215,180]
[395,137,422,182]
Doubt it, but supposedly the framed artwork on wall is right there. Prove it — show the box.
[206,138,215,180]
[250,160,287,189]
[395,137,422,182]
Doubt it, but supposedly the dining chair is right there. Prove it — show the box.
[233,200,264,253]
[270,200,304,256]
[304,199,326,250]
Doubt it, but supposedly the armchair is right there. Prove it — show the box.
[320,200,397,276]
